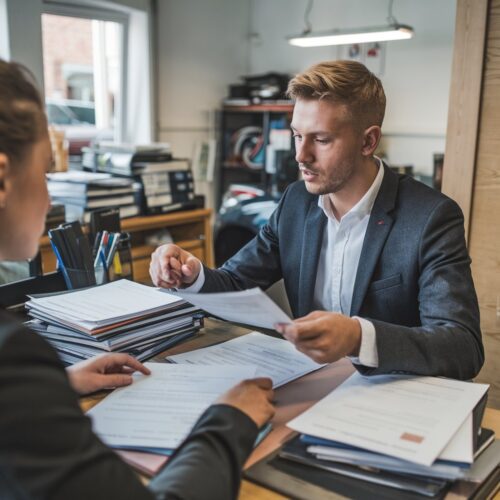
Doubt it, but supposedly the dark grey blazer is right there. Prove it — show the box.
[202,164,484,380]
[0,313,258,500]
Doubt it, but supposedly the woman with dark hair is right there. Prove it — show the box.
[0,59,274,500]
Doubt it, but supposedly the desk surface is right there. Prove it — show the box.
[81,319,500,500]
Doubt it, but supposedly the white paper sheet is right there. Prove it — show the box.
[164,287,292,330]
[87,363,257,450]
[167,331,324,387]
[27,280,182,325]
[439,413,473,463]
[287,372,489,466]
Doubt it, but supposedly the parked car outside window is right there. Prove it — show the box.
[46,99,112,156]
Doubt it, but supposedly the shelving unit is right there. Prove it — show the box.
[216,103,294,208]
[39,209,213,284]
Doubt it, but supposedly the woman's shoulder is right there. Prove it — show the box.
[0,310,62,367]
[0,310,28,348]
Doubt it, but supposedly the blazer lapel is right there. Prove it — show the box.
[350,164,399,316]
[298,200,326,317]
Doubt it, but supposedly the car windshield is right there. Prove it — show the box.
[68,104,95,125]
[46,101,96,126]
[46,102,79,125]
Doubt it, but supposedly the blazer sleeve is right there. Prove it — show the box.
[0,323,258,500]
[149,404,258,500]
[356,198,484,380]
[201,186,291,293]
[0,324,152,500]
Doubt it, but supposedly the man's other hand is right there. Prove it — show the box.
[275,311,362,364]
[150,243,201,288]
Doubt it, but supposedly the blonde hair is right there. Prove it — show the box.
[287,60,386,128]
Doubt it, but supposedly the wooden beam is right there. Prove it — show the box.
[442,0,489,239]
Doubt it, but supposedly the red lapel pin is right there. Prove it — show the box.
[376,219,385,225]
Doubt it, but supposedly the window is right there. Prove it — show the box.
[41,11,126,156]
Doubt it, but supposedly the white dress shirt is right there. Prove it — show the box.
[185,158,385,367]
[314,158,384,367]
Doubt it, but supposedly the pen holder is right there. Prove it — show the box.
[64,267,108,290]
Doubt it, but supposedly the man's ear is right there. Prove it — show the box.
[0,153,11,208]
[361,126,382,157]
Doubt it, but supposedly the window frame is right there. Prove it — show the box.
[41,2,129,142]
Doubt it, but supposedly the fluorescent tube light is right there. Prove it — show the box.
[288,24,414,47]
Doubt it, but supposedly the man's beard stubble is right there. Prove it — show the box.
[299,162,353,195]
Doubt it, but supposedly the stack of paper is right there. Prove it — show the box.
[47,171,141,222]
[25,280,203,365]
[283,372,493,493]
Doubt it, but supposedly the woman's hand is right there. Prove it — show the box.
[216,377,275,427]
[66,353,151,395]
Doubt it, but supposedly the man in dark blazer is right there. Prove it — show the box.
[150,60,483,381]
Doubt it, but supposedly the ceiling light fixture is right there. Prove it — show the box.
[287,0,414,48]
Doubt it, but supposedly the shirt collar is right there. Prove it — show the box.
[318,156,385,222]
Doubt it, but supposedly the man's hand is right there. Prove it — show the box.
[150,243,201,288]
[275,311,362,364]
[216,377,275,428]
[67,353,151,395]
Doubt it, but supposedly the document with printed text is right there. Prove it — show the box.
[164,287,292,330]
[287,372,489,466]
[87,363,256,450]
[167,331,324,387]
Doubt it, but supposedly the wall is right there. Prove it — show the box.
[1,0,45,86]
[466,0,500,408]
[155,0,250,206]
[247,0,456,176]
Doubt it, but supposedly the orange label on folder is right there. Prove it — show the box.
[400,432,424,444]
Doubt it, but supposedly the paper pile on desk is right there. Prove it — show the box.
[283,372,493,488]
[25,279,202,364]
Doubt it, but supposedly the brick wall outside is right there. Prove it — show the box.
[42,14,93,100]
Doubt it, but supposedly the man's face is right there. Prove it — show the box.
[291,98,365,195]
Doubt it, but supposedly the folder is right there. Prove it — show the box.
[245,437,500,500]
